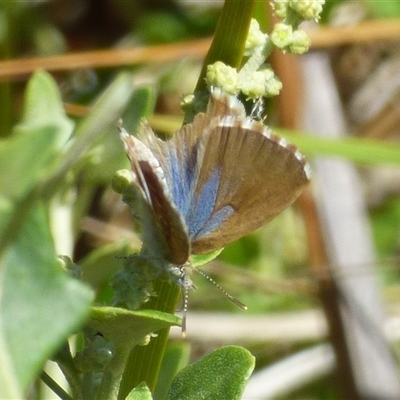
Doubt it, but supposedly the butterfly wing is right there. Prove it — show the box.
[205,87,246,120]
[121,89,310,260]
[139,87,248,222]
[120,126,190,265]
[189,115,311,254]
[119,94,234,265]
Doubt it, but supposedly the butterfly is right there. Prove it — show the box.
[119,88,311,331]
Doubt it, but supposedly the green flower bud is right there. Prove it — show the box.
[112,169,135,195]
[265,74,283,97]
[245,19,267,55]
[270,23,293,50]
[206,61,239,94]
[112,258,156,310]
[271,0,289,19]
[241,71,266,99]
[240,68,282,99]
[289,0,325,21]
[75,333,114,373]
[289,29,311,54]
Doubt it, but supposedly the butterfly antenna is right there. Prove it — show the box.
[193,268,247,310]
[181,286,189,337]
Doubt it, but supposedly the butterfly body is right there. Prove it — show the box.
[120,88,311,290]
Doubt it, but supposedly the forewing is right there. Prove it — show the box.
[141,89,247,218]
[120,126,190,265]
[123,90,310,258]
[190,116,311,254]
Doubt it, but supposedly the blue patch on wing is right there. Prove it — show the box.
[167,142,198,218]
[193,205,233,240]
[186,169,233,240]
[165,143,233,241]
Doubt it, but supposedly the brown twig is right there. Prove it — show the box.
[308,18,400,48]
[1,19,400,81]
[0,38,211,81]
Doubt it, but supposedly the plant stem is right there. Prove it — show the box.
[195,0,255,92]
[55,343,84,400]
[96,346,132,400]
[117,278,180,399]
[40,371,73,400]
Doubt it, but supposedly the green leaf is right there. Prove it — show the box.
[121,85,157,135]
[277,128,400,166]
[191,248,224,267]
[89,307,180,400]
[118,279,181,399]
[365,1,400,18]
[0,204,93,397]
[126,382,153,400]
[0,125,60,201]
[154,342,190,400]
[84,84,157,186]
[0,70,74,254]
[15,69,73,144]
[88,307,180,350]
[41,72,135,196]
[0,328,22,399]
[80,240,138,289]
[166,346,255,400]
[0,69,73,202]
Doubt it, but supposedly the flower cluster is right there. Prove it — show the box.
[206,1,324,100]
[272,0,325,22]
[270,23,310,54]
[206,19,282,100]
[270,0,324,53]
